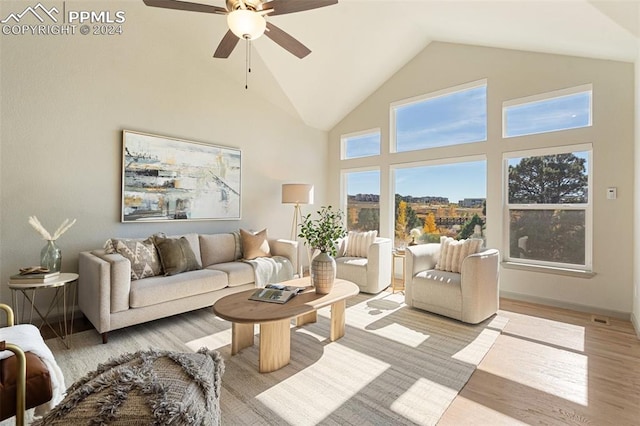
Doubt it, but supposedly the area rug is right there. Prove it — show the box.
[46,291,507,425]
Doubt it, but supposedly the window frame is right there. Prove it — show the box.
[390,79,488,153]
[502,143,593,271]
[340,128,381,160]
[502,84,593,139]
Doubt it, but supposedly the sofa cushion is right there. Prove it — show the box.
[412,269,463,320]
[199,233,237,267]
[240,228,271,260]
[335,256,369,289]
[436,237,482,273]
[345,230,377,258]
[153,235,201,276]
[129,269,227,308]
[207,262,255,287]
[104,237,162,280]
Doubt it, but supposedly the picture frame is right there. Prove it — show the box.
[121,130,241,222]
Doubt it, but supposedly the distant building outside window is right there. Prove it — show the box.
[343,169,380,233]
[392,159,487,248]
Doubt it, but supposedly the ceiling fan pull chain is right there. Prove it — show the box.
[245,37,249,89]
[248,39,252,74]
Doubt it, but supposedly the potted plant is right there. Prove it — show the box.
[298,205,347,294]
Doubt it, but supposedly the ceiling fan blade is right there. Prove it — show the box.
[214,30,240,58]
[262,0,337,16]
[143,0,227,15]
[264,22,311,58]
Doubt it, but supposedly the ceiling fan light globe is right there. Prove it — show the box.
[227,9,266,40]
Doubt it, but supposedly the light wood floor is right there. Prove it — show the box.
[39,290,640,424]
[440,298,640,425]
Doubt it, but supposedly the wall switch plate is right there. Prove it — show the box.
[607,187,617,200]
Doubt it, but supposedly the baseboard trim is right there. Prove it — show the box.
[500,291,631,321]
[631,311,640,339]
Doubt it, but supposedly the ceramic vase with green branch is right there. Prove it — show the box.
[298,206,347,294]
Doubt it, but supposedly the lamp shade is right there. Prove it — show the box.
[282,184,314,205]
[227,9,266,40]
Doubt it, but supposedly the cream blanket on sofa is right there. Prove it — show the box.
[243,256,294,287]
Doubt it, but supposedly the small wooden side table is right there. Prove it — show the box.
[392,250,406,293]
[8,272,79,348]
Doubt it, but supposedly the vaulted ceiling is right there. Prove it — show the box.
[142,0,640,130]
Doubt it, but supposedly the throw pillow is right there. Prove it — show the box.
[104,237,162,280]
[232,230,243,260]
[436,236,483,273]
[171,233,203,269]
[240,228,271,260]
[152,235,201,276]
[345,230,377,258]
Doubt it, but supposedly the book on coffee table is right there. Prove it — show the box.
[265,283,306,293]
[249,288,298,304]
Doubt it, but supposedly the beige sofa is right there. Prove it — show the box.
[405,243,499,324]
[78,232,297,343]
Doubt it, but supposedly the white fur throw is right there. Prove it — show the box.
[436,236,483,273]
[345,230,377,258]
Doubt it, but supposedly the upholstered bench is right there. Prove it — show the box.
[33,348,224,425]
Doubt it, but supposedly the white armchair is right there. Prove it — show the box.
[405,243,500,324]
[335,237,392,294]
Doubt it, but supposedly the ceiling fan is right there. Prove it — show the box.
[142,0,338,59]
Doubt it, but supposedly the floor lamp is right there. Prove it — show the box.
[282,183,314,276]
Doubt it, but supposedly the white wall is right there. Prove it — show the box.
[329,42,635,317]
[0,2,328,306]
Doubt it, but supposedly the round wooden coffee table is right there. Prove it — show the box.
[213,278,359,373]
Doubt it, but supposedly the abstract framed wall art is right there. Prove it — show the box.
[121,130,241,222]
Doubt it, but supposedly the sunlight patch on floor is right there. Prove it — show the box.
[440,395,530,426]
[501,310,586,352]
[368,322,428,348]
[452,328,501,364]
[318,291,406,330]
[256,343,390,425]
[391,377,458,424]
[483,335,589,406]
[185,329,233,352]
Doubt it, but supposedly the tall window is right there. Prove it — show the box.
[341,130,380,159]
[393,160,486,248]
[344,169,380,232]
[391,80,487,152]
[504,145,592,270]
[503,84,592,138]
